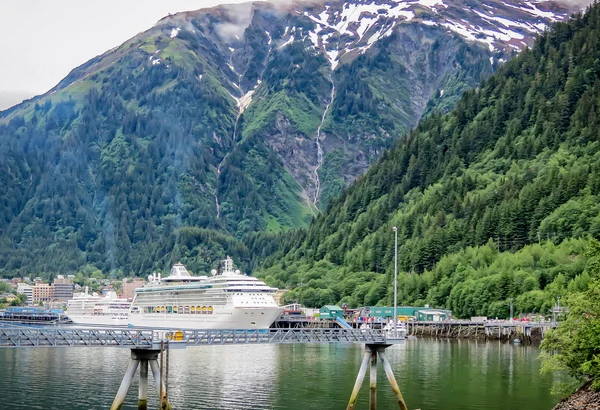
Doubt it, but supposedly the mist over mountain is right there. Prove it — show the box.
[0,0,583,276]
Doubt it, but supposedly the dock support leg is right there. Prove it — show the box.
[110,359,140,410]
[138,360,148,410]
[346,351,371,410]
[380,351,408,410]
[370,350,377,410]
[150,359,172,410]
[347,344,408,410]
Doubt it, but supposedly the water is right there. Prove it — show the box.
[0,339,561,409]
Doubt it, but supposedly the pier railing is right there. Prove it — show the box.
[0,327,395,348]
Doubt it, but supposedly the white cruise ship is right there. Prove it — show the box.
[128,257,283,330]
[66,289,131,326]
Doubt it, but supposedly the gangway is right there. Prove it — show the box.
[335,316,353,329]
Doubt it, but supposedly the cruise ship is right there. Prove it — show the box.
[66,289,131,326]
[128,257,283,329]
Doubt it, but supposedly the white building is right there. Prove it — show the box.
[16,283,33,305]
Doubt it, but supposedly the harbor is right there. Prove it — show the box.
[0,338,562,410]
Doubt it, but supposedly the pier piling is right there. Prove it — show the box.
[369,350,377,410]
[347,344,408,410]
[110,357,139,410]
[138,360,148,410]
[347,351,371,409]
[111,348,171,410]
[380,351,408,410]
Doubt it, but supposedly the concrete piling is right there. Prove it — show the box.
[111,349,171,410]
[347,344,408,410]
[369,350,377,410]
[138,360,148,410]
[149,359,171,409]
[380,351,408,410]
[110,358,140,410]
[347,351,371,410]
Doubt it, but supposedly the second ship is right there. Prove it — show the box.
[128,257,283,330]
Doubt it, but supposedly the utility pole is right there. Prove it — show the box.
[393,226,398,337]
[509,297,514,320]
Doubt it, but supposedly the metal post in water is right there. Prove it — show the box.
[369,349,378,410]
[380,351,408,410]
[165,339,169,405]
[346,351,371,410]
[159,340,163,409]
[110,358,140,410]
[138,360,148,410]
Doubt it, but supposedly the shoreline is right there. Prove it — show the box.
[553,382,600,409]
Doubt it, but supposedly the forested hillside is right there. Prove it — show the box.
[1,0,573,277]
[254,2,600,318]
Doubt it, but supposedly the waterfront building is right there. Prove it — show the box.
[16,284,33,305]
[121,278,146,300]
[319,305,344,319]
[53,275,74,301]
[359,306,452,322]
[32,284,54,304]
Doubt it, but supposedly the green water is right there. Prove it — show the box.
[0,339,561,409]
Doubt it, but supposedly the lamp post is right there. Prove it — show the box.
[393,226,398,336]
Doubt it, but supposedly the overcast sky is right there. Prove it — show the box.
[0,0,256,111]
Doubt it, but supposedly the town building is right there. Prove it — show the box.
[53,275,73,301]
[32,284,54,304]
[121,279,145,300]
[16,283,33,305]
[358,306,452,322]
[0,292,17,302]
[319,305,344,320]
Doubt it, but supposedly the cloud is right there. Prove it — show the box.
[554,0,595,9]
[214,2,254,41]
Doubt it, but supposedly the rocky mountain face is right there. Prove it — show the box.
[0,0,584,276]
[252,2,600,312]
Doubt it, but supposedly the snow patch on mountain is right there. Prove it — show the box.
[273,0,577,71]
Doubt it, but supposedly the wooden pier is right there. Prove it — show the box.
[407,320,555,343]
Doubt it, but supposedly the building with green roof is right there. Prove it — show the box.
[319,305,344,319]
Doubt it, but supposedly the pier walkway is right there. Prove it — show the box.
[0,326,396,349]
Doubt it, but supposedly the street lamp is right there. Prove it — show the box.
[393,226,398,336]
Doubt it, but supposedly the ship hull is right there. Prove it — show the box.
[68,315,129,326]
[128,306,283,330]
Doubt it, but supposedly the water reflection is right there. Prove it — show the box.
[0,339,560,410]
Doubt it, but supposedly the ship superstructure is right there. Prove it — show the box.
[66,289,131,326]
[128,257,283,329]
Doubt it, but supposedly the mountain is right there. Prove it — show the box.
[253,2,600,317]
[0,0,583,276]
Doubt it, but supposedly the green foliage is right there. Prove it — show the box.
[540,240,600,392]
[253,4,600,313]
